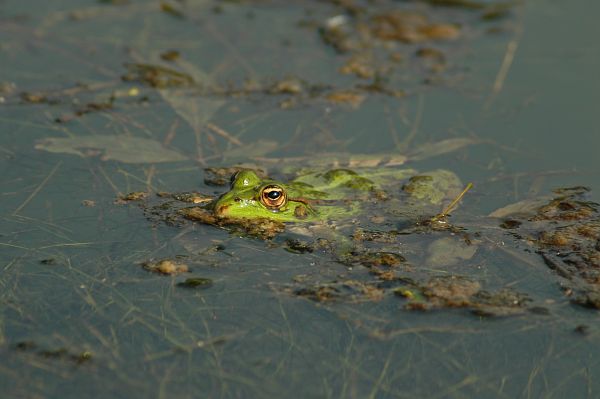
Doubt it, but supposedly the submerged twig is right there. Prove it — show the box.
[97,164,122,196]
[206,123,243,146]
[13,161,62,215]
[486,39,519,108]
[399,93,425,151]
[484,5,525,109]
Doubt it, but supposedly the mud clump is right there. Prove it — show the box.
[399,276,530,316]
[293,280,385,303]
[180,207,285,240]
[290,273,529,316]
[422,275,481,307]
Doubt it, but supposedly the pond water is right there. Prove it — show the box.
[1,0,600,398]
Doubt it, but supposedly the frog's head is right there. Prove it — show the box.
[212,170,316,222]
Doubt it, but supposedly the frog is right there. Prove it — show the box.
[168,165,467,253]
[206,167,464,225]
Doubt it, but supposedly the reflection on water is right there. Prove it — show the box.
[1,0,600,397]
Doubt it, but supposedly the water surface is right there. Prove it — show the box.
[1,0,600,397]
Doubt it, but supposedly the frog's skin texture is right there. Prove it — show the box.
[211,168,462,223]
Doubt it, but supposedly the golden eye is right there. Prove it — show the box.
[260,185,287,209]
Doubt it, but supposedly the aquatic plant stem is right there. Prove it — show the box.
[434,182,473,220]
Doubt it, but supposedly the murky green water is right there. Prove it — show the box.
[2,1,600,398]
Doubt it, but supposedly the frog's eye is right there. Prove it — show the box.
[260,185,287,209]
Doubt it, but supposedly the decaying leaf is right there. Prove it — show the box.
[157,58,225,133]
[160,89,225,135]
[124,53,225,134]
[488,196,553,218]
[426,236,477,267]
[35,135,187,163]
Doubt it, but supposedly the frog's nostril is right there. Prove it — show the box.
[216,205,229,215]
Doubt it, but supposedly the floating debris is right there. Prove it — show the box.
[177,277,213,289]
[118,192,148,202]
[13,341,92,365]
[142,259,189,275]
[491,187,600,309]
[122,63,194,89]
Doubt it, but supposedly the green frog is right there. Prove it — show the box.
[190,166,464,230]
